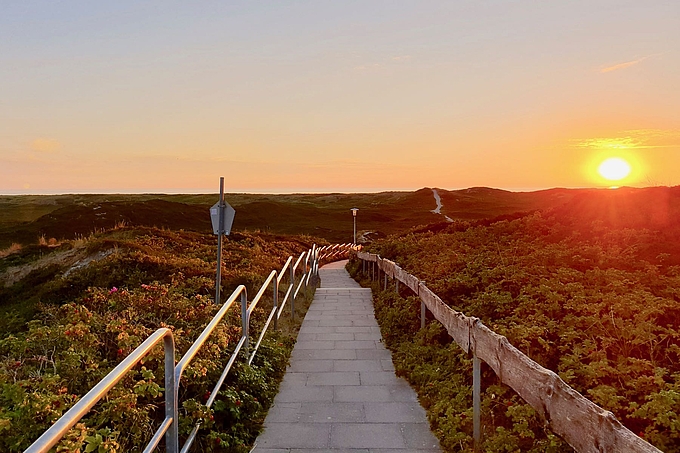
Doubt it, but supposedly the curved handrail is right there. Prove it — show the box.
[175,286,247,382]
[25,328,176,453]
[25,240,352,453]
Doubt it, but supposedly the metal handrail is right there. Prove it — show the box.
[24,242,358,453]
[292,252,307,299]
[25,328,177,453]
[248,271,279,365]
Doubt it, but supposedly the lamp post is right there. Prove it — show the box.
[351,208,359,244]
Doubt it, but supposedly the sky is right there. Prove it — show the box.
[1,1,679,194]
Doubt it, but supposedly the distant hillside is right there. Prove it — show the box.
[0,191,440,247]
[2,187,679,249]
[435,186,587,219]
[549,186,680,229]
[0,199,210,248]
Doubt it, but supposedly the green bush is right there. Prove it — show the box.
[353,212,680,451]
[0,226,318,452]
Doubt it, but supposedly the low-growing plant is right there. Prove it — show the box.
[351,212,680,451]
[0,226,320,452]
[347,264,573,452]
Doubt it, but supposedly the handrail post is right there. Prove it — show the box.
[241,291,249,353]
[420,281,426,330]
[473,352,481,451]
[165,335,179,453]
[24,329,175,453]
[290,261,295,319]
[215,177,225,305]
[273,274,279,330]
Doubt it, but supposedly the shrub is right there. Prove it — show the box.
[0,226,319,452]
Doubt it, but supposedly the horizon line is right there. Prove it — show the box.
[1,184,671,196]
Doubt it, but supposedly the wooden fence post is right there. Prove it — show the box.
[473,353,481,451]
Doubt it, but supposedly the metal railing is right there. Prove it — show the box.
[354,251,662,453]
[25,243,355,453]
[25,329,177,453]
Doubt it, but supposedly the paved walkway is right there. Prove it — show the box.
[252,260,441,452]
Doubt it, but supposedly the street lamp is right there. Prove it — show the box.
[351,208,359,244]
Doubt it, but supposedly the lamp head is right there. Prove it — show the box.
[351,208,359,217]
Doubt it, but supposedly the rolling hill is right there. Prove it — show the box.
[2,186,680,250]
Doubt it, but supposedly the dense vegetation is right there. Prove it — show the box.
[0,190,445,247]
[0,226,319,452]
[359,209,680,452]
[0,185,615,248]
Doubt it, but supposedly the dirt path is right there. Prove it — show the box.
[431,189,453,222]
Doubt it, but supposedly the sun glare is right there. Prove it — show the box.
[598,157,631,181]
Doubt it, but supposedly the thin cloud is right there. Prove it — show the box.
[572,129,680,150]
[391,55,411,62]
[600,55,657,73]
[30,138,61,153]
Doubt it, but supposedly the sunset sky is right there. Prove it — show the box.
[1,1,679,194]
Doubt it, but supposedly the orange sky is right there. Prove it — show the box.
[1,2,679,194]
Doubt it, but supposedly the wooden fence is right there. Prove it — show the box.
[354,251,662,453]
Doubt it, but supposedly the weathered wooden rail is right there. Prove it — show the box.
[354,250,662,453]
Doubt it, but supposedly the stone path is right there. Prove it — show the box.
[252,260,441,453]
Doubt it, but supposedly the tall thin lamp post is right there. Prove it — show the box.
[351,208,359,244]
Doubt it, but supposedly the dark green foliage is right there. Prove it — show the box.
[346,266,573,452]
[357,209,680,451]
[0,226,316,452]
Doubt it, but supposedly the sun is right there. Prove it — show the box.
[597,157,631,181]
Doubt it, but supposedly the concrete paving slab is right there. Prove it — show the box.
[359,371,399,385]
[335,340,378,350]
[273,385,334,403]
[289,360,334,372]
[291,450,370,453]
[314,333,355,341]
[334,360,384,372]
[299,402,365,423]
[370,450,440,453]
[354,332,382,341]
[307,371,361,386]
[252,260,441,453]
[334,386,415,403]
[291,349,358,360]
[255,423,331,449]
[330,424,405,449]
[364,402,429,423]
[336,326,378,333]
[294,340,337,350]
